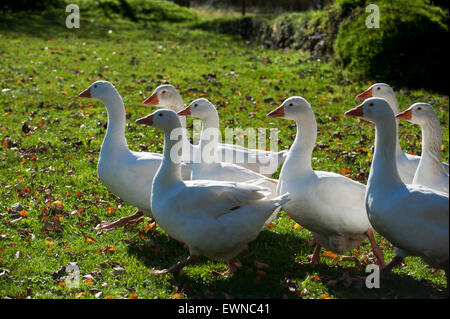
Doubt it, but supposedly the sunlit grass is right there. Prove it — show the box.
[0,7,448,299]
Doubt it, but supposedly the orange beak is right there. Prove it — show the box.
[78,87,91,98]
[345,104,364,117]
[395,109,412,121]
[142,93,159,106]
[135,114,154,125]
[177,106,191,116]
[356,87,373,100]
[266,105,285,118]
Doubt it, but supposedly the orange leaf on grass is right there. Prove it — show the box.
[137,230,146,240]
[75,292,86,298]
[320,294,331,299]
[293,223,302,230]
[323,251,339,259]
[340,168,351,175]
[104,246,116,253]
[172,293,182,299]
[129,293,138,299]
[19,211,29,217]
[81,232,95,243]
[145,222,156,232]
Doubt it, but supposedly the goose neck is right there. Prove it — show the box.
[199,112,220,163]
[285,116,316,175]
[100,92,128,155]
[155,129,183,190]
[369,115,404,189]
[384,94,405,157]
[421,118,444,165]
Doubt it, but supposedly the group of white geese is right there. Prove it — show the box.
[77,81,448,286]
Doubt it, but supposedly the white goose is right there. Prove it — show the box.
[266,97,384,266]
[177,99,278,188]
[77,81,192,230]
[142,84,288,176]
[135,109,290,275]
[357,83,449,183]
[177,99,279,226]
[396,103,449,195]
[345,98,449,279]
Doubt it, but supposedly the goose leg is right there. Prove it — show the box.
[150,255,199,275]
[98,210,145,231]
[381,255,403,277]
[212,259,238,277]
[365,229,385,268]
[299,244,322,265]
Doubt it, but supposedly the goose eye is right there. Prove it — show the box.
[159,113,163,117]
[369,103,374,106]
[417,107,422,110]
[194,104,198,107]
[94,85,97,88]
[162,90,166,94]
[376,87,380,90]
[289,103,293,107]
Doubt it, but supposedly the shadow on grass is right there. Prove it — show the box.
[125,228,448,299]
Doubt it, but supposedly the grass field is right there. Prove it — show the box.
[0,6,448,299]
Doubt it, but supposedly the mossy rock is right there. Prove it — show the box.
[334,0,449,93]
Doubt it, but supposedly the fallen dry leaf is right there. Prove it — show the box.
[293,223,302,230]
[19,211,29,217]
[323,251,339,259]
[81,232,95,243]
[145,222,156,232]
[75,292,86,298]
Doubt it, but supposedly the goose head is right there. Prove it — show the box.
[396,103,436,126]
[135,109,181,132]
[77,81,116,100]
[356,83,394,101]
[142,84,182,111]
[266,96,312,121]
[177,98,216,119]
[345,97,394,124]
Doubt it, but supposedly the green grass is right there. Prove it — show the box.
[0,6,448,299]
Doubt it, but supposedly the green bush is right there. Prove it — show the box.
[334,0,366,11]
[334,0,449,92]
[95,0,197,22]
[1,0,197,22]
[0,0,63,11]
